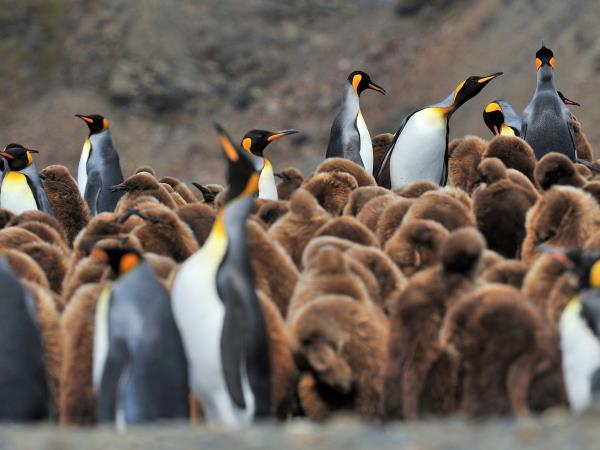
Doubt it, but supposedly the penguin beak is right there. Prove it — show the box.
[536,244,575,269]
[27,149,39,154]
[563,96,581,107]
[109,183,128,193]
[267,129,299,142]
[367,82,386,95]
[75,114,94,124]
[274,172,283,179]
[0,152,14,159]
[477,72,503,85]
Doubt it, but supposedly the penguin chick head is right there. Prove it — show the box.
[558,91,581,107]
[535,44,555,70]
[90,245,142,277]
[0,143,38,171]
[75,114,108,135]
[451,72,502,110]
[347,70,386,96]
[241,129,299,157]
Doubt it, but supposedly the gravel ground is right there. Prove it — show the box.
[0,409,596,450]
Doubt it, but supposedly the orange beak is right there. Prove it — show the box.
[75,114,94,124]
[267,129,299,142]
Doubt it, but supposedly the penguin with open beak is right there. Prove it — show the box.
[92,245,189,426]
[171,123,271,425]
[483,100,522,137]
[378,72,501,188]
[0,144,53,215]
[326,70,386,175]
[75,114,125,216]
[241,129,298,200]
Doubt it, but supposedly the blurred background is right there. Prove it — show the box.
[0,0,598,183]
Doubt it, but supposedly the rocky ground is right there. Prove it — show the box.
[0,409,597,450]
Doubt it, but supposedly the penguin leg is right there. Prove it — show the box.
[96,341,128,423]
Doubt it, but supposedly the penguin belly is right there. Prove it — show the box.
[258,160,278,200]
[357,110,373,175]
[390,110,447,188]
[560,300,600,413]
[1,172,38,214]
[77,138,91,197]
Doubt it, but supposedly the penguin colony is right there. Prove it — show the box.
[2,42,600,427]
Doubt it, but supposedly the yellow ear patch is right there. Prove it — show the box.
[242,137,252,153]
[103,117,109,129]
[485,102,502,113]
[220,135,239,161]
[549,56,555,68]
[26,151,33,165]
[453,79,466,101]
[535,58,542,69]
[590,261,600,288]
[119,253,140,274]
[352,74,362,94]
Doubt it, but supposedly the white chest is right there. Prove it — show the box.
[78,138,91,196]
[356,110,373,175]
[93,283,114,392]
[1,172,38,214]
[258,159,278,200]
[389,109,448,188]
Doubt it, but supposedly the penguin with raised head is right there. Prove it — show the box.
[75,114,125,216]
[241,129,298,200]
[483,100,522,136]
[92,245,189,425]
[172,124,270,425]
[326,70,386,175]
[379,72,501,188]
[0,144,52,215]
[521,44,577,160]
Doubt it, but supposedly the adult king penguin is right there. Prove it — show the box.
[241,128,298,200]
[379,72,501,188]
[483,100,522,136]
[521,44,577,160]
[75,114,125,216]
[326,70,386,175]
[172,124,271,425]
[92,245,189,425]
[0,144,53,215]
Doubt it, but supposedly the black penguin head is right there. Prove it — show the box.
[75,114,108,135]
[452,72,502,109]
[241,129,299,157]
[347,70,386,96]
[214,123,262,203]
[558,91,581,107]
[535,44,555,70]
[91,245,142,278]
[0,143,38,171]
[483,101,506,136]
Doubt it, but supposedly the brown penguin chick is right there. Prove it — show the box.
[246,220,299,318]
[571,114,593,162]
[545,272,578,325]
[191,182,223,206]
[534,152,586,190]
[8,210,68,245]
[384,219,450,278]
[19,242,67,295]
[585,227,600,251]
[472,159,537,258]
[484,135,536,183]
[375,198,415,245]
[160,182,188,208]
[112,172,178,213]
[506,168,541,198]
[0,209,15,228]
[127,205,198,262]
[372,133,394,188]
[576,164,593,179]
[442,187,473,211]
[401,190,476,232]
[269,189,331,268]
[394,180,439,198]
[521,253,570,312]
[287,245,373,321]
[255,200,289,228]
[315,157,376,188]
[479,249,505,272]
[313,216,378,247]
[290,295,388,420]
[159,176,199,203]
[134,165,156,176]
[441,284,567,418]
[448,135,486,192]
[144,252,177,283]
[522,186,600,265]
[480,259,528,289]
[60,256,108,306]
[0,226,43,249]
[275,167,304,200]
[16,221,68,252]
[302,171,359,216]
[39,165,90,245]
[176,203,216,246]
[3,248,50,289]
[355,194,398,233]
[343,186,390,217]
[383,227,485,420]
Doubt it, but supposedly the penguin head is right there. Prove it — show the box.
[241,129,299,157]
[539,246,600,290]
[91,245,142,278]
[483,101,506,136]
[347,70,386,96]
[214,123,262,203]
[558,91,581,107]
[451,72,502,110]
[75,114,109,135]
[0,143,38,171]
[535,44,555,70]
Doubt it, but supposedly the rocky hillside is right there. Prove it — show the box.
[1,0,599,182]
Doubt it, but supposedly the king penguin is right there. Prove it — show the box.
[521,44,577,161]
[75,114,125,216]
[241,128,299,200]
[326,70,386,175]
[0,256,51,421]
[483,100,522,136]
[92,245,189,426]
[0,143,53,215]
[171,123,271,425]
[379,72,501,188]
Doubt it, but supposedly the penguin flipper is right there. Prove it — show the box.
[376,110,417,183]
[84,171,102,216]
[97,340,128,423]
[566,112,579,160]
[220,298,247,409]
